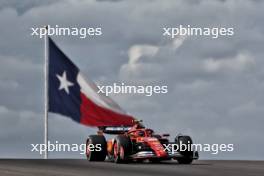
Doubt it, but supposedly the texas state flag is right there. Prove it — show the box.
[48,37,134,127]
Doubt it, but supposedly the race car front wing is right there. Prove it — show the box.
[130,150,199,160]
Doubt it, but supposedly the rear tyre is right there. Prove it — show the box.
[135,159,144,163]
[113,135,132,163]
[86,135,107,161]
[150,158,161,163]
[176,136,193,164]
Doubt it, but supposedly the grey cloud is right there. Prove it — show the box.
[0,0,61,15]
[96,0,123,2]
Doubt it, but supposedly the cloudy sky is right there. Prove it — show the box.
[0,0,263,159]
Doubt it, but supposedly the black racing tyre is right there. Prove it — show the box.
[135,159,144,163]
[86,135,107,161]
[177,157,193,164]
[113,135,132,163]
[176,136,193,164]
[150,158,161,163]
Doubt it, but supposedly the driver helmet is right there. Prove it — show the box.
[137,131,145,137]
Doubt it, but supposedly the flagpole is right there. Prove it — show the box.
[44,26,49,159]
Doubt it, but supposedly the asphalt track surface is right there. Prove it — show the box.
[0,160,263,176]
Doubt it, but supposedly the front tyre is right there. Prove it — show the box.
[177,157,193,164]
[86,135,107,161]
[176,135,193,164]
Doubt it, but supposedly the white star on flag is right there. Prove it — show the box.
[56,71,74,94]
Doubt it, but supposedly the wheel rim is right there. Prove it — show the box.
[119,146,124,160]
[86,140,91,158]
[114,143,118,159]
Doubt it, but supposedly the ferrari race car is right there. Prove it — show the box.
[86,121,199,164]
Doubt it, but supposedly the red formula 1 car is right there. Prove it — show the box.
[86,121,199,164]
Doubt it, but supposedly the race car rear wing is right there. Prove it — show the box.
[98,126,132,134]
